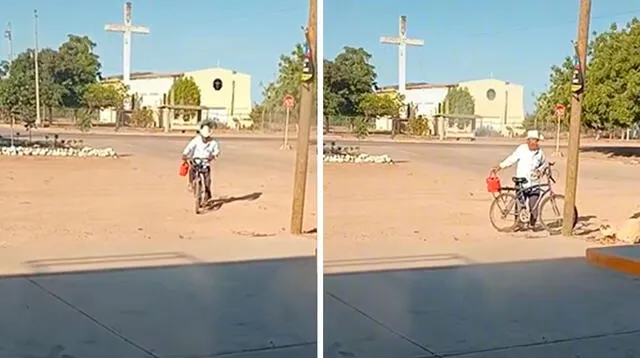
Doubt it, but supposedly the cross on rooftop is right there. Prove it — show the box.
[105,2,150,87]
[380,15,424,95]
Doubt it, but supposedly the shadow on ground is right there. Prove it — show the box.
[581,146,640,159]
[2,254,316,358]
[325,256,640,358]
[205,191,263,212]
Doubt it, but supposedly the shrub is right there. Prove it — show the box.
[408,116,430,136]
[130,108,155,128]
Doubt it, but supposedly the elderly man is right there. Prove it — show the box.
[181,124,220,201]
[491,130,547,229]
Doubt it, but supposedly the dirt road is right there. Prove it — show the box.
[324,141,640,273]
[0,135,317,275]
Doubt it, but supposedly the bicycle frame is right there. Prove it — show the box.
[493,163,558,216]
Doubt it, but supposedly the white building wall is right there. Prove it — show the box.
[128,77,176,108]
[98,76,176,125]
[403,88,449,117]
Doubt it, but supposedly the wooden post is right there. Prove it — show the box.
[169,88,175,126]
[562,0,591,236]
[290,0,316,235]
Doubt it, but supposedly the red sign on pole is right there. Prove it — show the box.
[283,95,295,110]
[554,104,566,121]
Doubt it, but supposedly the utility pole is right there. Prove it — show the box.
[4,22,12,66]
[290,0,316,235]
[562,0,591,236]
[34,9,42,127]
[4,22,15,147]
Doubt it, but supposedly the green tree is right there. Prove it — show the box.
[358,92,403,119]
[534,17,640,135]
[532,57,574,130]
[0,50,38,125]
[56,35,101,109]
[170,76,201,121]
[584,20,640,131]
[444,86,475,115]
[84,82,127,110]
[261,44,305,113]
[324,47,377,116]
[38,48,65,123]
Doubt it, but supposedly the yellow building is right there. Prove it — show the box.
[184,67,252,127]
[99,67,252,129]
[458,78,525,136]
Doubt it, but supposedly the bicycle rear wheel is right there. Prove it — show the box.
[194,176,203,214]
[489,192,519,232]
[539,194,578,235]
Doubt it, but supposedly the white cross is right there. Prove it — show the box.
[380,16,424,95]
[105,2,150,87]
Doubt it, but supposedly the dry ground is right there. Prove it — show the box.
[324,141,640,274]
[0,134,317,275]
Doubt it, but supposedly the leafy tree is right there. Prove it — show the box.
[358,92,404,119]
[38,48,65,123]
[322,60,344,116]
[584,20,640,131]
[170,76,201,121]
[444,86,475,115]
[534,17,640,135]
[324,47,377,116]
[1,50,38,125]
[261,44,305,116]
[532,57,574,130]
[56,35,101,109]
[84,82,127,110]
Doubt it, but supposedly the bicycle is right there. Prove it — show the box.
[488,162,578,234]
[190,158,211,215]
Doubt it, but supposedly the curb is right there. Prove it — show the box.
[585,245,640,276]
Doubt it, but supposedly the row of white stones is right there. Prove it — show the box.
[323,153,393,164]
[0,145,117,158]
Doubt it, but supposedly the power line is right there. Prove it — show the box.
[463,8,640,39]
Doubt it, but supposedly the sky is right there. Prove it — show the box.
[324,0,640,112]
[0,0,309,104]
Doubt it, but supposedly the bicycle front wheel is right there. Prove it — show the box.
[489,192,519,232]
[539,194,578,235]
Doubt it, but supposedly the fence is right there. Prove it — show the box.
[325,114,640,140]
[0,105,317,134]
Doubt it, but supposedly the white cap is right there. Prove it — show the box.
[199,126,212,138]
[527,130,542,140]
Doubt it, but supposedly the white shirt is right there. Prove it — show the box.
[499,144,546,188]
[182,135,220,159]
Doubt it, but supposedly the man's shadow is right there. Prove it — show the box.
[203,191,262,212]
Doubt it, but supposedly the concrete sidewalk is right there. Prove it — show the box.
[325,256,640,358]
[2,256,316,358]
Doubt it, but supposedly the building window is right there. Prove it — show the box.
[486,89,496,101]
[213,78,223,91]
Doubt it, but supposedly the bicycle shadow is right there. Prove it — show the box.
[573,214,600,236]
[509,214,600,240]
[202,191,263,212]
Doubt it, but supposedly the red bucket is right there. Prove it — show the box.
[178,161,189,177]
[486,175,501,193]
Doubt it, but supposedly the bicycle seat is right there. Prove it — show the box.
[512,177,528,185]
